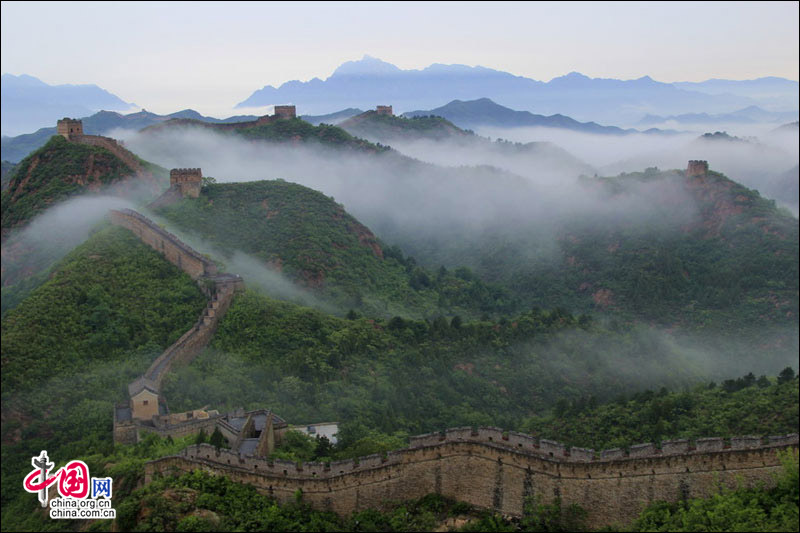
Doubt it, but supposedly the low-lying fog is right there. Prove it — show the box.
[474,123,798,213]
[2,119,796,385]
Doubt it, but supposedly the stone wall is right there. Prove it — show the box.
[110,209,244,444]
[145,433,798,529]
[109,208,217,279]
[138,416,221,442]
[71,135,146,175]
[274,105,297,119]
[169,168,202,198]
[687,160,709,177]
[143,281,236,388]
[57,118,83,138]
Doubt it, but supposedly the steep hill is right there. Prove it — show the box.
[340,110,470,141]
[1,135,167,302]
[0,109,262,164]
[337,109,594,178]
[1,135,162,235]
[1,224,207,392]
[141,116,389,154]
[301,108,364,126]
[0,224,207,529]
[403,97,644,134]
[0,160,14,190]
[386,167,798,336]
[152,180,513,318]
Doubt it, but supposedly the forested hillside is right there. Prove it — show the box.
[153,179,514,318]
[395,168,799,333]
[1,136,137,232]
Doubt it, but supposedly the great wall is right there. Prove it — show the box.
[52,124,796,528]
[147,431,798,528]
[57,118,152,178]
[109,206,245,445]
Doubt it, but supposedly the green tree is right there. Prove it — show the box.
[778,367,796,384]
[209,427,225,450]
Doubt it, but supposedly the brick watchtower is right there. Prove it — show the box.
[57,118,83,139]
[274,105,296,119]
[376,105,393,116]
[170,168,203,198]
[687,160,708,177]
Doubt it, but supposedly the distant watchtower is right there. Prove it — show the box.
[57,118,83,139]
[376,105,393,116]
[170,168,203,198]
[274,105,297,119]
[687,160,708,177]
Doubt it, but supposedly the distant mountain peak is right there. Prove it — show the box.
[2,73,49,87]
[550,71,591,82]
[330,55,402,77]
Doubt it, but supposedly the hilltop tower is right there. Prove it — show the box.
[57,118,83,139]
[376,105,393,116]
[274,105,297,119]
[170,168,203,198]
[687,160,708,177]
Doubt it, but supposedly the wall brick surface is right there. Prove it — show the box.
[146,438,798,529]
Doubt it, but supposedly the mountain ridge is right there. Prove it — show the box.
[1,73,137,136]
[235,56,795,123]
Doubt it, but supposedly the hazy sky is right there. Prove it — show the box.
[2,1,798,117]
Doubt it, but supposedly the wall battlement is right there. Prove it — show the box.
[687,160,709,177]
[146,432,798,528]
[274,105,297,119]
[376,105,393,116]
[169,168,203,198]
[57,118,83,138]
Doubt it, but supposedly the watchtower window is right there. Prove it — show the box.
[142,400,149,405]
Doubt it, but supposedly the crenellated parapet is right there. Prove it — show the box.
[394,427,799,463]
[169,168,203,198]
[687,160,709,177]
[273,105,296,119]
[145,431,798,528]
[57,118,83,138]
[163,431,798,477]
